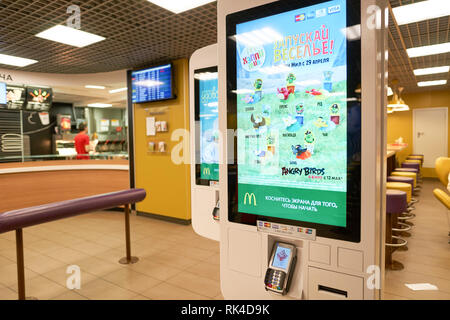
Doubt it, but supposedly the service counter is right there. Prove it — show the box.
[387,144,408,177]
[0,160,129,212]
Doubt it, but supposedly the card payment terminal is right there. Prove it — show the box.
[264,242,297,295]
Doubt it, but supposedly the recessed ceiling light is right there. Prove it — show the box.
[85,85,106,89]
[109,87,128,94]
[413,66,450,76]
[0,53,38,67]
[146,0,215,14]
[407,42,450,58]
[392,0,450,25]
[88,103,113,108]
[36,25,105,48]
[417,80,447,87]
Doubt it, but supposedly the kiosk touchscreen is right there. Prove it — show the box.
[226,0,361,242]
[194,66,220,186]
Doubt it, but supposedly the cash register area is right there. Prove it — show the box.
[0,0,449,301]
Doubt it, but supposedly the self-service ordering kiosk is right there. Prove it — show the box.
[190,44,221,241]
[216,0,388,300]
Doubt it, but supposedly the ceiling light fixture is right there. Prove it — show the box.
[407,42,450,58]
[0,53,38,67]
[387,87,393,96]
[36,25,105,48]
[146,0,215,14]
[392,0,450,25]
[413,66,450,76]
[109,87,128,94]
[417,80,447,87]
[388,80,409,112]
[88,103,113,108]
[85,85,106,90]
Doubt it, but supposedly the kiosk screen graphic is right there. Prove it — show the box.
[198,72,219,181]
[235,0,349,227]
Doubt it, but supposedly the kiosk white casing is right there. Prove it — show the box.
[189,44,220,241]
[218,0,388,300]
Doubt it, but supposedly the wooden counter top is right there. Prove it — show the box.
[0,159,131,212]
[0,159,128,173]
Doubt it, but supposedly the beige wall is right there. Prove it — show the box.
[387,89,450,178]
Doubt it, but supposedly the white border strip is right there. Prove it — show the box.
[0,164,129,175]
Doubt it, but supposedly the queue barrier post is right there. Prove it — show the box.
[0,188,146,300]
[119,203,139,264]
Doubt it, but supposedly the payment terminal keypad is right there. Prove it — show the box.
[264,268,286,293]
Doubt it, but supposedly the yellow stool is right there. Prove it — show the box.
[407,155,424,164]
[404,159,422,170]
[391,172,417,188]
[387,182,412,203]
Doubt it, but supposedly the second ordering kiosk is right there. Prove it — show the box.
[190,44,221,241]
[217,0,388,300]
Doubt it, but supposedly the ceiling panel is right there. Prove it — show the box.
[0,0,448,93]
[0,0,217,74]
[388,0,450,92]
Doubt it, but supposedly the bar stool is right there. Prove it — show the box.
[391,171,417,189]
[404,158,422,167]
[387,176,417,203]
[386,181,415,214]
[403,160,423,181]
[398,164,422,186]
[407,155,423,165]
[395,168,419,173]
[386,189,408,270]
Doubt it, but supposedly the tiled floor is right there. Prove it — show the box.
[0,178,448,300]
[383,178,450,300]
[0,211,223,300]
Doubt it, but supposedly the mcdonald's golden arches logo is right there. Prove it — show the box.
[244,193,257,206]
[203,168,211,175]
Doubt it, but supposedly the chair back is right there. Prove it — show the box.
[435,157,450,187]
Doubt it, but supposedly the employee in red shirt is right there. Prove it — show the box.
[74,123,90,160]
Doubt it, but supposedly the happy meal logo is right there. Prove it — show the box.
[240,46,265,72]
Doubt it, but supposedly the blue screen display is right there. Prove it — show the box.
[132,64,173,103]
[0,82,6,105]
[198,73,219,181]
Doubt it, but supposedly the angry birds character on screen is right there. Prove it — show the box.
[243,79,264,104]
[295,104,305,127]
[283,115,300,133]
[314,116,336,137]
[305,88,322,96]
[277,87,290,101]
[250,113,267,133]
[286,73,297,94]
[262,105,271,127]
[267,135,276,155]
[291,144,311,160]
[330,103,340,125]
[304,130,315,154]
[323,71,333,92]
[253,79,263,101]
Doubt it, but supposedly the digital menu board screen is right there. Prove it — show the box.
[195,67,219,184]
[0,82,6,105]
[227,0,361,241]
[5,85,26,110]
[132,64,173,103]
[26,87,52,111]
